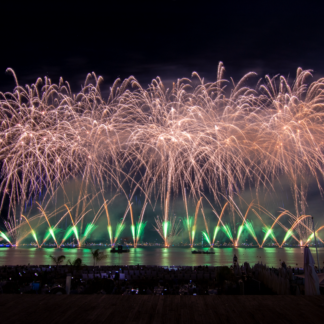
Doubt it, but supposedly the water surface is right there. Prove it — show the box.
[1,246,323,268]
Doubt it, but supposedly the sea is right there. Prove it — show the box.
[0,246,323,268]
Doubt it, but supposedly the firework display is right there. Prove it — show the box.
[1,63,324,247]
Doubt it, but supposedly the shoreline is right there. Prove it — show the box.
[1,245,323,249]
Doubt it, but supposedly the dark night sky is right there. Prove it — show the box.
[1,1,323,92]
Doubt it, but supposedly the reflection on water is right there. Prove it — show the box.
[0,247,323,268]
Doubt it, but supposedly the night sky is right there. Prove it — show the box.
[1,2,323,92]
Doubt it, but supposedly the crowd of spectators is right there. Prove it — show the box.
[0,262,280,295]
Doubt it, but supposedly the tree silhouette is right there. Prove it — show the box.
[91,249,107,266]
[49,255,66,266]
[67,257,86,270]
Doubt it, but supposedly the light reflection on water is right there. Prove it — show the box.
[0,247,323,267]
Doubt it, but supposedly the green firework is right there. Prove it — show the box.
[115,222,125,242]
[202,231,211,245]
[62,226,74,241]
[283,228,293,244]
[192,228,196,244]
[163,221,169,240]
[131,224,136,242]
[72,226,79,241]
[245,220,257,240]
[107,225,113,242]
[262,227,275,242]
[183,216,194,239]
[213,226,220,243]
[43,227,59,245]
[136,221,147,243]
[222,224,233,241]
[237,225,244,242]
[183,216,194,230]
[307,232,314,242]
[31,230,38,244]
[83,224,96,239]
[0,231,11,244]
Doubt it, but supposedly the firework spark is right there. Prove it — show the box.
[1,63,324,245]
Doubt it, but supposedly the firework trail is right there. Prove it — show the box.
[134,201,148,247]
[21,215,39,247]
[153,215,182,246]
[1,63,324,244]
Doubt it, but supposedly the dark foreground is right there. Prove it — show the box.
[1,295,324,324]
[1,264,322,295]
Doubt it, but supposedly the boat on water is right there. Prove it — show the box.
[110,245,130,253]
[203,250,215,254]
[192,249,215,254]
